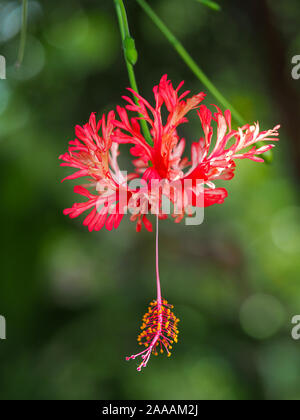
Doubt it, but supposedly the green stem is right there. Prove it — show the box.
[16,0,28,67]
[114,0,153,146]
[136,0,244,126]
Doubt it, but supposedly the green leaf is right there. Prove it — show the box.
[195,0,221,12]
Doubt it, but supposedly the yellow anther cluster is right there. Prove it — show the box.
[137,298,179,357]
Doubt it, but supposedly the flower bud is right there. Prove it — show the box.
[124,36,138,66]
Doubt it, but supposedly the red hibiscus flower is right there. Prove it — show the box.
[60,75,279,231]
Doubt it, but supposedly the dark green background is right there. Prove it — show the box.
[0,0,300,400]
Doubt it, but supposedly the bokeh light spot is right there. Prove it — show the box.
[0,1,42,43]
[271,206,300,254]
[8,36,45,80]
[239,294,286,340]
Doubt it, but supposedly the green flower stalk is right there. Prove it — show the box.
[114,0,153,146]
[16,0,28,67]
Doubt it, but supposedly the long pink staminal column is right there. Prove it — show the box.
[155,215,162,307]
[126,215,179,371]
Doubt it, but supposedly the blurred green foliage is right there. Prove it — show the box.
[0,0,300,400]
